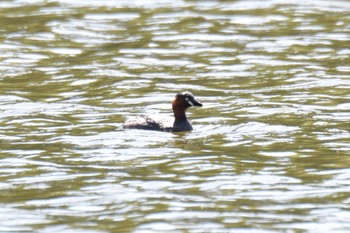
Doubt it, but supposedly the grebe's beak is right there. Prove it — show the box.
[185,96,202,107]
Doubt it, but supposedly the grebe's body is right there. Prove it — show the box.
[123,92,202,132]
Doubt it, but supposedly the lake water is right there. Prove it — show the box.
[0,0,350,232]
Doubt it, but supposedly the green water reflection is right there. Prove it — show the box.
[0,0,350,232]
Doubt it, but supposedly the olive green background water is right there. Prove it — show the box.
[0,0,350,232]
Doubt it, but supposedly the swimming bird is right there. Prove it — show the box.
[123,91,202,132]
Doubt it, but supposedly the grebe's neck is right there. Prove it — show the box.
[172,100,188,122]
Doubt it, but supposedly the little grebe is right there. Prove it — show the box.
[123,92,202,132]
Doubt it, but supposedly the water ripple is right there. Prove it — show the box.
[1,0,350,232]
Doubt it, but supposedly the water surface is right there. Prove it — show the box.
[0,0,350,232]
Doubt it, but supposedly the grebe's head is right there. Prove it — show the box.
[173,91,202,110]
